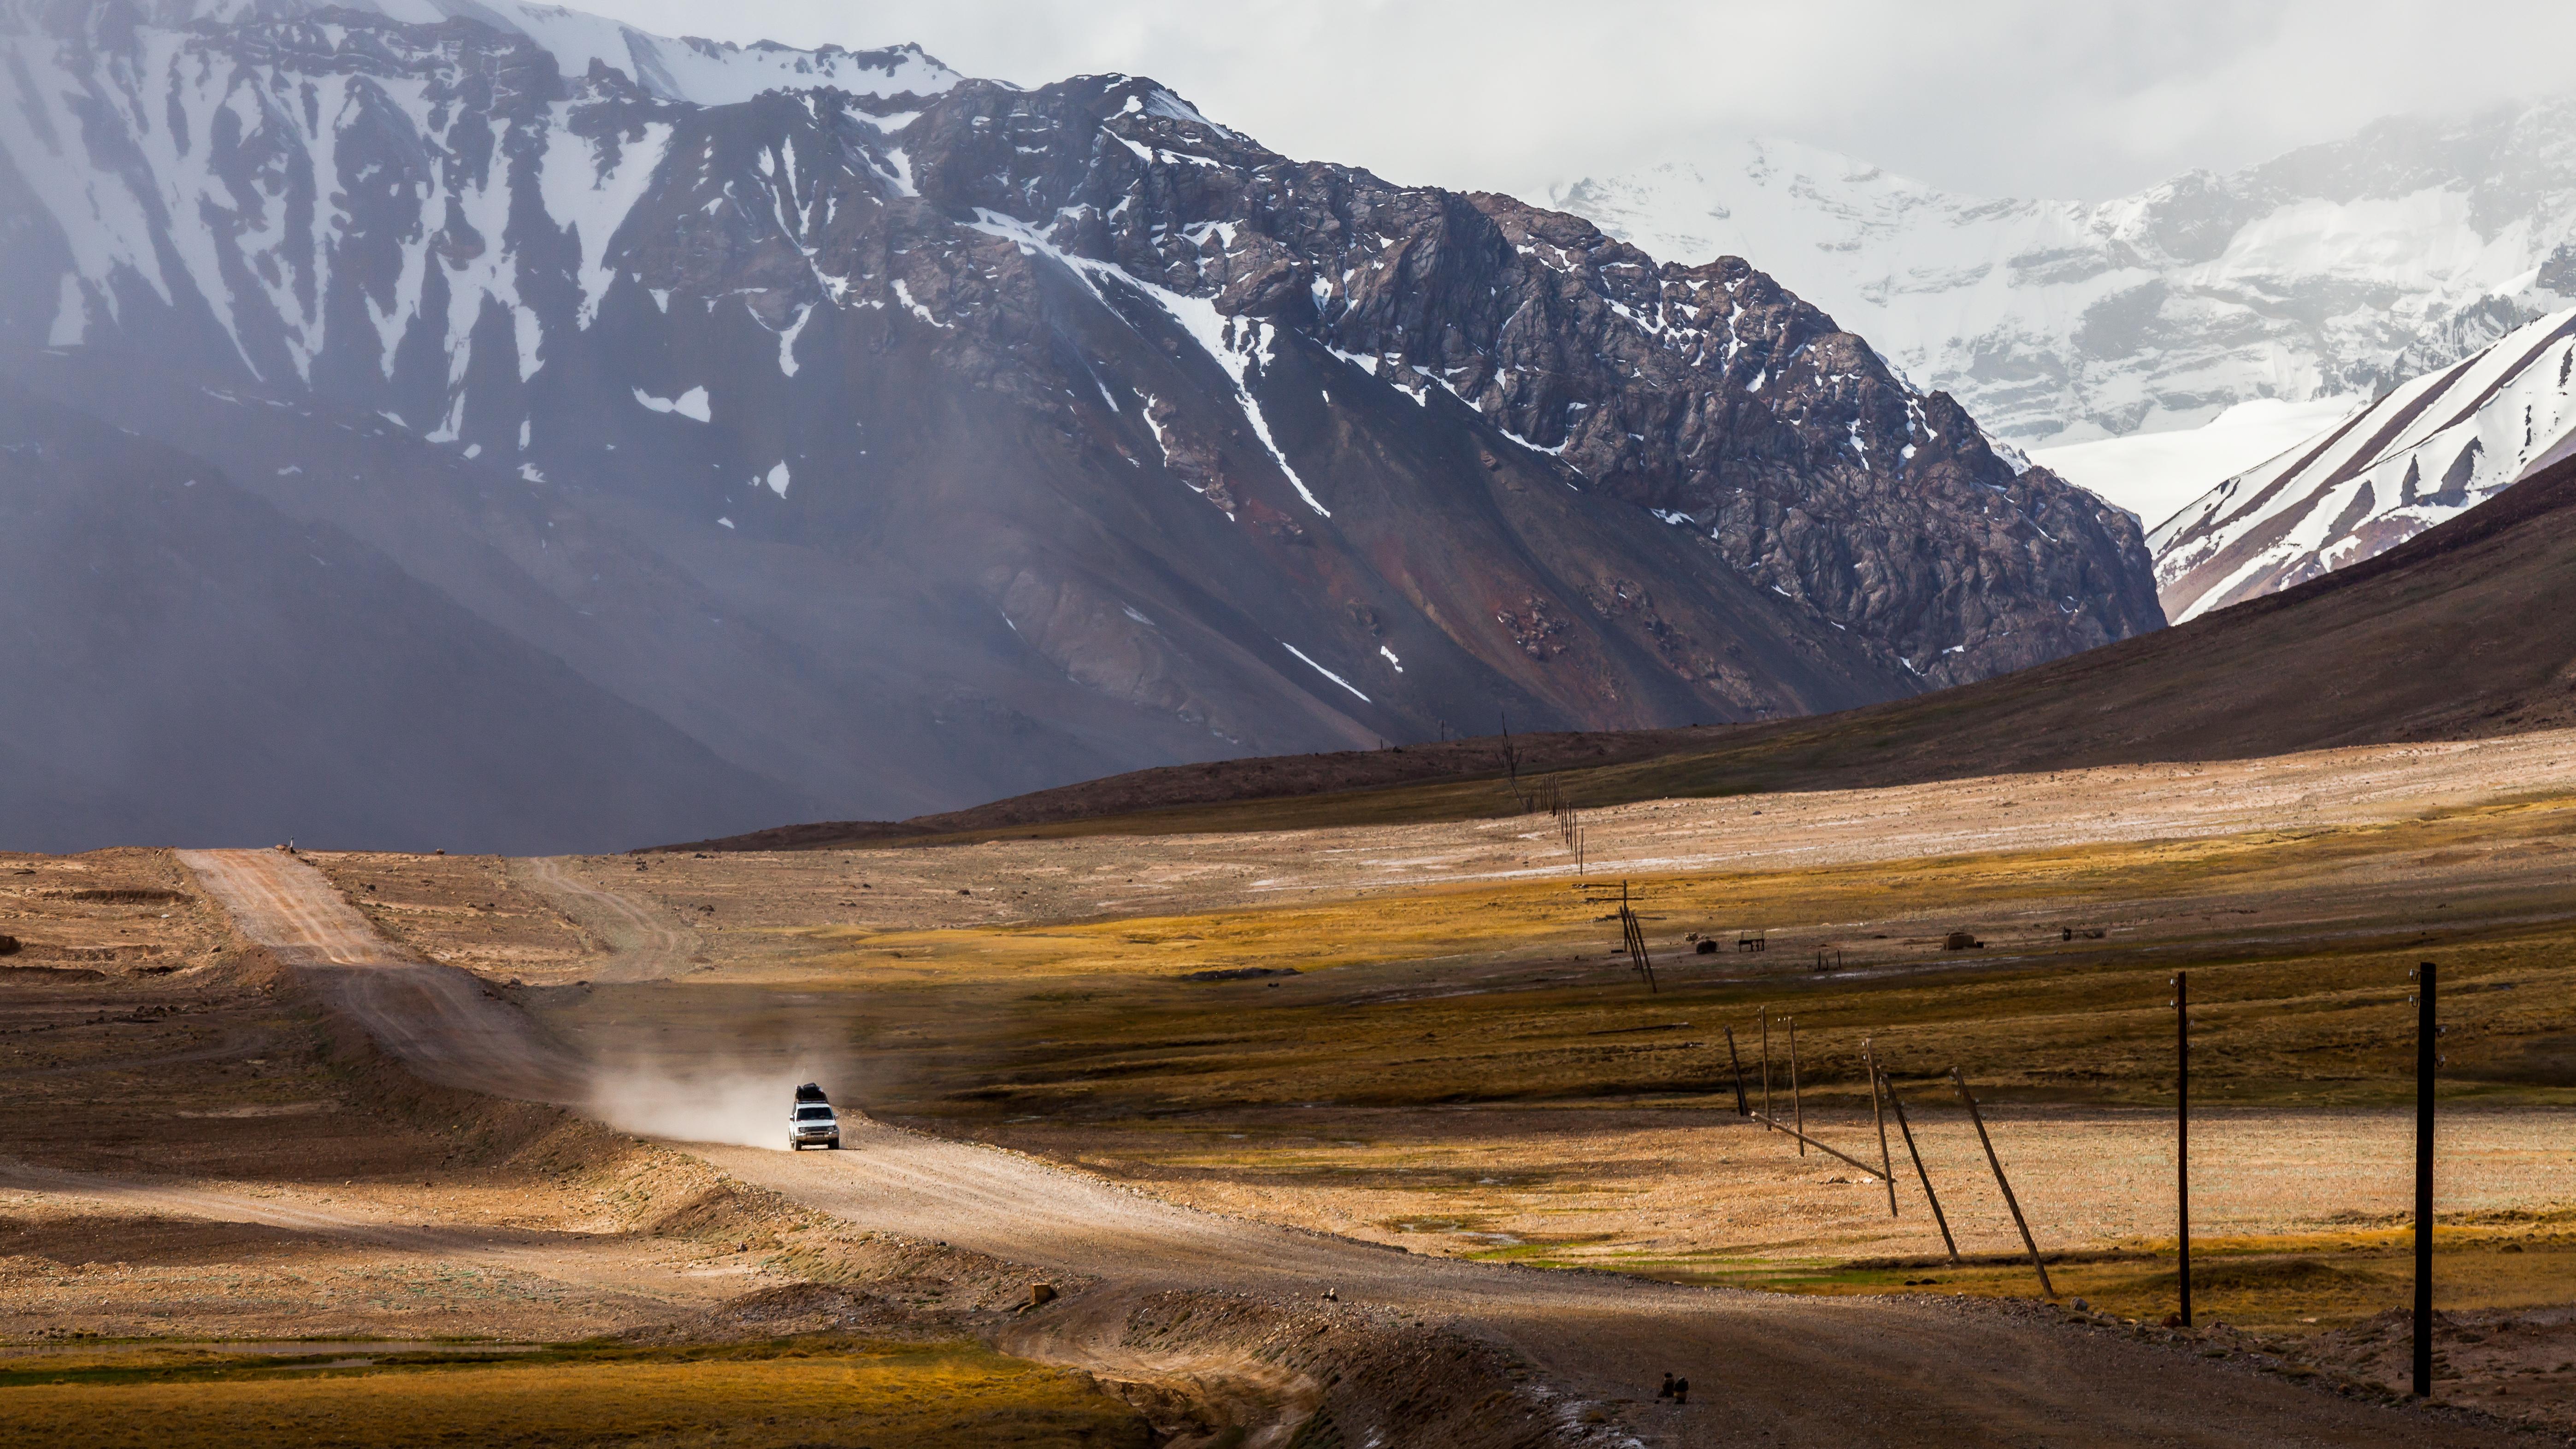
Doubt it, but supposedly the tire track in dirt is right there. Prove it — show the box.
[177,848,400,968]
[512,857,702,982]
[17,1020,281,1079]
[0,1156,722,1311]
[1,1154,507,1256]
[177,850,583,1103]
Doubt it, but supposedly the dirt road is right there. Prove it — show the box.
[512,856,702,982]
[182,850,2537,1446]
[706,1124,2530,1449]
[177,849,582,1103]
[176,848,403,969]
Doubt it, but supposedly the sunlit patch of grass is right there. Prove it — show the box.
[543,792,2576,1148]
[1472,1229,2576,1336]
[765,795,2576,1119]
[0,1338,1149,1448]
[539,788,2576,1340]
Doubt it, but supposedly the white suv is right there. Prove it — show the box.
[790,1101,840,1150]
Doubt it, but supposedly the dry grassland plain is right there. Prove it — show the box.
[348,739,2576,1333]
[0,1340,1147,1449]
[5,730,2575,1437]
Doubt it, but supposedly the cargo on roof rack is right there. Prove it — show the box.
[795,1082,828,1103]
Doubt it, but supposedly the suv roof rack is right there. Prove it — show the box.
[794,1082,828,1103]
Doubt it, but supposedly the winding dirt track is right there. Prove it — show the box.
[178,849,582,1103]
[512,856,701,982]
[711,1128,2527,1449]
[183,848,2535,1448]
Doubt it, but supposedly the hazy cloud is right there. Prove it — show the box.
[585,0,2576,201]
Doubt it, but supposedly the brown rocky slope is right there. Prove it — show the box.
[684,444,2576,847]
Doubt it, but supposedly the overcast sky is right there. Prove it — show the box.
[578,0,2576,201]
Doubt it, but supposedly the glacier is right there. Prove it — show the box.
[2031,397,2362,528]
[1553,105,2576,449]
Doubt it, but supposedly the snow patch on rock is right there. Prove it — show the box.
[635,387,712,422]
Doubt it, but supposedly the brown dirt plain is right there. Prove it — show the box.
[6,727,2576,1443]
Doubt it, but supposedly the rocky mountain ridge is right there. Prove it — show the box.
[0,0,2159,847]
[1556,102,2576,448]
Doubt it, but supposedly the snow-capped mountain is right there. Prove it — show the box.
[2152,307,2576,622]
[8,0,956,401]
[1554,104,2576,448]
[0,0,2160,848]
[117,0,964,106]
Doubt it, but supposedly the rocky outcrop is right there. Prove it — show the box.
[800,77,2163,683]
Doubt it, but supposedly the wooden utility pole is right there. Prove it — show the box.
[1760,1007,1773,1131]
[1723,1027,1750,1116]
[1864,1039,1898,1218]
[2174,970,2192,1328]
[1952,1067,2054,1298]
[2414,960,2437,1399]
[1617,881,1656,992]
[1788,1016,1804,1156]
[1881,1070,1957,1263]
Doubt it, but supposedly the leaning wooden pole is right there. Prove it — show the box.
[1760,1007,1773,1132]
[1865,1039,1898,1218]
[1724,1027,1750,1116]
[1744,1110,1887,1180]
[1881,1069,1958,1263]
[1624,907,1657,994]
[1952,1066,2054,1298]
[1789,1016,1804,1156]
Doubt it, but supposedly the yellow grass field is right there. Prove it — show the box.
[0,1340,1149,1449]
